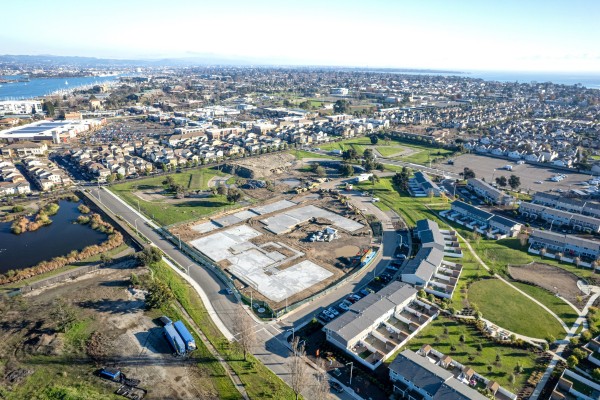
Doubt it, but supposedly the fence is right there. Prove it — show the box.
[155,226,379,318]
[19,263,105,294]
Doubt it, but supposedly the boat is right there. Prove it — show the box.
[65,81,68,85]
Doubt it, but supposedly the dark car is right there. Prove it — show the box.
[330,381,344,393]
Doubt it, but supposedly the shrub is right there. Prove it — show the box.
[78,204,90,214]
[130,273,141,286]
[12,205,24,213]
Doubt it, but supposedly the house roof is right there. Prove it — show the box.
[323,282,417,345]
[403,247,444,281]
[389,350,452,395]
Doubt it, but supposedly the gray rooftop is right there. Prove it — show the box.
[403,247,444,282]
[323,282,417,345]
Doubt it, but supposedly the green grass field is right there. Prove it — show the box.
[319,141,366,154]
[394,315,539,390]
[396,148,455,165]
[109,168,238,226]
[468,279,566,340]
[353,177,450,227]
[510,282,579,328]
[150,260,300,399]
[375,146,405,157]
[448,236,492,311]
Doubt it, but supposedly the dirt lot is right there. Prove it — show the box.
[0,260,216,399]
[508,262,584,302]
[222,152,298,179]
[172,192,373,311]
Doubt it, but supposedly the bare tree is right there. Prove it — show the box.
[312,357,331,400]
[592,260,598,275]
[519,234,529,249]
[234,302,256,361]
[289,337,310,400]
[539,247,546,259]
[471,230,481,248]
[556,252,563,263]
[574,256,581,269]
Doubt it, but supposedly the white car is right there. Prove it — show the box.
[339,302,350,311]
[328,307,339,316]
[535,181,543,184]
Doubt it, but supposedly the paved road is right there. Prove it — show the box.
[309,149,460,179]
[90,185,362,399]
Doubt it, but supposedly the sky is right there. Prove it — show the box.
[2,0,600,71]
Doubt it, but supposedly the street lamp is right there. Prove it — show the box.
[137,199,140,213]
[288,328,295,344]
[245,289,253,310]
[134,218,141,233]
[346,362,354,386]
[176,233,181,249]
[185,264,193,275]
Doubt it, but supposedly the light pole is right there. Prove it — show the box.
[288,328,295,345]
[134,218,140,233]
[245,289,253,310]
[346,362,354,386]
[186,264,193,275]
[176,233,181,249]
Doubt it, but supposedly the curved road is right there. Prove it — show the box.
[88,180,402,399]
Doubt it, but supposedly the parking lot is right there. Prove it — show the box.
[316,229,409,325]
[443,153,592,194]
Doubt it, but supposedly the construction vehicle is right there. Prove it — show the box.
[308,182,319,190]
[173,321,197,353]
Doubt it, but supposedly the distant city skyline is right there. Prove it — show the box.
[2,0,599,71]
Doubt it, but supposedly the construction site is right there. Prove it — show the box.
[170,191,375,312]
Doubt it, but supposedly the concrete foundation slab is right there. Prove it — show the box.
[191,221,220,234]
[250,200,297,215]
[190,225,262,262]
[213,214,243,227]
[233,210,260,220]
[260,205,364,234]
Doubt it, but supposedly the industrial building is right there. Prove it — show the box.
[0,118,105,143]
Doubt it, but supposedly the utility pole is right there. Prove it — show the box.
[346,362,354,386]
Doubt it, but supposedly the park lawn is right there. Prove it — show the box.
[150,260,300,399]
[0,243,131,291]
[468,279,567,340]
[510,282,579,329]
[353,177,449,227]
[397,148,455,166]
[447,236,492,311]
[226,177,237,185]
[394,315,539,391]
[292,150,335,160]
[375,146,405,157]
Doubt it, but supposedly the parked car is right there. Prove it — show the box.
[535,181,543,184]
[328,307,339,316]
[388,265,399,271]
[330,381,344,393]
[339,302,349,311]
[346,296,358,303]
[320,313,332,322]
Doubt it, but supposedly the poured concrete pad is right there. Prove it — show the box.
[260,205,364,234]
[250,200,297,215]
[191,221,220,233]
[233,210,259,220]
[253,260,333,302]
[213,214,243,227]
[190,225,262,262]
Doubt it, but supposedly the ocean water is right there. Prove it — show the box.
[384,70,600,89]
[0,74,136,100]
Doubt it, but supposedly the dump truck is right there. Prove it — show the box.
[164,323,186,356]
[174,320,197,353]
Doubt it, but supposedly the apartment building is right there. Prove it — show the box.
[1,142,47,158]
[389,349,492,400]
[411,171,442,197]
[442,201,522,238]
[528,230,600,259]
[532,193,600,219]
[520,202,600,232]
[467,178,515,205]
[323,282,439,369]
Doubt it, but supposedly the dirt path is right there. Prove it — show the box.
[207,174,232,189]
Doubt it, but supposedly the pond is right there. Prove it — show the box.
[0,200,107,274]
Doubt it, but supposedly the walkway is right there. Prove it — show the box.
[429,206,600,400]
